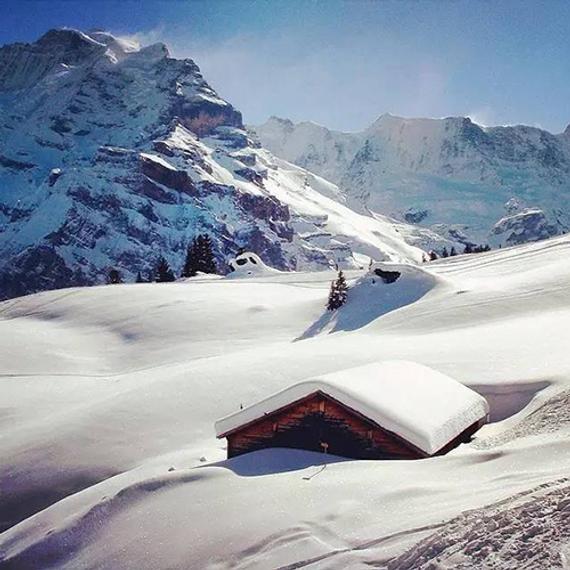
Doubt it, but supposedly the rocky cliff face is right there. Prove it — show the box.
[0,29,440,300]
[254,114,570,246]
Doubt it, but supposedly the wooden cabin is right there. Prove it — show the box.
[215,361,489,460]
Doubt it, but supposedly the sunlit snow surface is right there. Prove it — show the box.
[1,236,570,569]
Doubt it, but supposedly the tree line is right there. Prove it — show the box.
[424,243,492,262]
[106,234,218,284]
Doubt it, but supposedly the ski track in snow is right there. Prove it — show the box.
[388,478,570,570]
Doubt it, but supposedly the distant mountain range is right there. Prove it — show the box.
[0,29,451,300]
[253,115,570,247]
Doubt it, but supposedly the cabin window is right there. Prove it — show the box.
[319,400,326,412]
[272,422,278,432]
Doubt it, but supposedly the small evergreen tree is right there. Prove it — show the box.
[327,270,349,311]
[107,268,122,284]
[181,240,198,278]
[155,256,175,283]
[464,243,473,254]
[135,271,145,283]
[428,250,439,261]
[196,234,217,274]
[441,247,449,258]
[449,246,457,257]
[181,234,218,277]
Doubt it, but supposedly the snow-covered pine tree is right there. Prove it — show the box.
[327,270,349,311]
[155,256,175,282]
[135,271,145,283]
[441,247,449,258]
[449,247,457,256]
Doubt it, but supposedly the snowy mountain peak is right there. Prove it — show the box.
[0,28,174,93]
[266,116,294,129]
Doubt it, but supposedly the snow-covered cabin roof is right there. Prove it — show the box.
[215,361,489,455]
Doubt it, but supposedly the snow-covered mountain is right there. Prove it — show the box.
[254,114,570,246]
[0,30,451,300]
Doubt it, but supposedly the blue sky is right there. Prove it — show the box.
[2,0,569,132]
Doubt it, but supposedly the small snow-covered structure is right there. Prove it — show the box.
[367,261,435,285]
[216,361,489,460]
[227,252,278,277]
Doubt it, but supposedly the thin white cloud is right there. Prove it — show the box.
[164,31,452,131]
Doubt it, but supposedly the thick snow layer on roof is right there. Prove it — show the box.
[215,361,489,454]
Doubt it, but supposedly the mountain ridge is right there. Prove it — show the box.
[253,114,570,246]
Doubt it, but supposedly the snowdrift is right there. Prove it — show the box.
[300,262,447,338]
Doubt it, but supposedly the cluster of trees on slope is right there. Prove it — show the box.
[424,243,492,262]
[107,234,218,284]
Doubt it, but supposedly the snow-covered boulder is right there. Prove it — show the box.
[227,252,279,277]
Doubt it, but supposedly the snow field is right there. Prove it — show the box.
[1,234,570,568]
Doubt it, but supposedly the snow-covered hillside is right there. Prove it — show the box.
[1,234,570,569]
[254,114,570,247]
[0,30,451,301]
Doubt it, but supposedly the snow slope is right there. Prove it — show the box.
[254,115,570,247]
[1,235,570,568]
